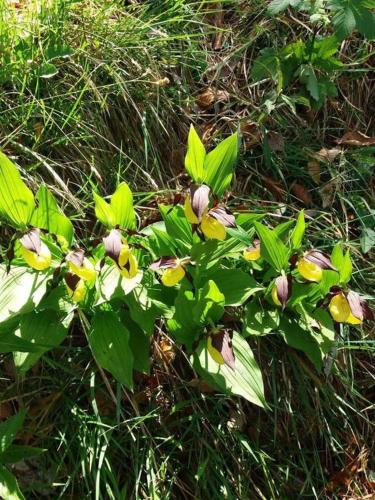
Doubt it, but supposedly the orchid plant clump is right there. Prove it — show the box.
[0,126,373,411]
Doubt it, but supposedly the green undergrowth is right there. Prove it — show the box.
[0,0,374,499]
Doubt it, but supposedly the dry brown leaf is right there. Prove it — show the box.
[319,178,341,208]
[313,147,341,162]
[188,378,215,393]
[195,87,230,109]
[307,160,321,184]
[241,121,262,149]
[337,131,375,147]
[291,183,312,206]
[267,131,284,152]
[158,338,176,364]
[262,176,285,202]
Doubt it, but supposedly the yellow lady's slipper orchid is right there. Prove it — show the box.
[207,330,235,370]
[65,272,86,303]
[161,264,185,287]
[243,241,261,261]
[271,286,282,307]
[68,257,96,282]
[201,213,226,240]
[329,293,361,324]
[21,241,51,271]
[119,250,138,279]
[297,258,322,282]
[184,196,199,224]
[207,335,225,365]
[19,228,51,271]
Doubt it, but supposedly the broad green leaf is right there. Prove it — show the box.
[0,331,44,353]
[96,264,143,304]
[110,182,136,229]
[300,65,320,101]
[194,280,225,325]
[120,311,150,374]
[13,310,71,374]
[267,0,302,15]
[89,311,134,389]
[0,444,44,464]
[203,132,239,197]
[360,227,375,253]
[185,125,206,182]
[291,210,305,249]
[150,227,177,257]
[125,288,161,335]
[279,316,323,370]
[31,185,73,247]
[159,205,193,247]
[340,250,352,284]
[208,269,261,306]
[193,331,266,407]
[243,300,280,336]
[0,150,35,227]
[252,48,281,83]
[0,411,25,454]
[254,222,290,271]
[328,0,375,40]
[167,286,201,348]
[93,191,115,227]
[0,265,50,324]
[0,466,24,500]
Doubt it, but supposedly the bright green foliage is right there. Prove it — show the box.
[0,151,35,227]
[184,126,238,196]
[0,132,369,408]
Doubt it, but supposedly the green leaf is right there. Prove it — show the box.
[119,311,150,375]
[254,222,290,271]
[0,265,50,325]
[159,205,193,247]
[0,466,24,500]
[208,269,261,306]
[243,301,280,336]
[0,411,25,454]
[300,65,320,101]
[31,185,73,247]
[331,244,352,284]
[0,331,45,353]
[193,331,265,407]
[203,132,239,197]
[13,310,71,374]
[0,150,35,227]
[38,62,58,78]
[267,0,302,15]
[110,182,136,229]
[89,311,134,389]
[194,280,225,325]
[328,0,375,40]
[96,264,143,304]
[360,227,375,253]
[291,210,305,249]
[185,125,206,182]
[93,192,115,227]
[279,316,323,370]
[252,48,281,83]
[167,286,201,348]
[0,445,45,464]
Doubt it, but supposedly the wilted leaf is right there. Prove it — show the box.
[313,147,341,162]
[261,176,285,201]
[337,131,375,147]
[307,160,321,184]
[195,87,230,109]
[319,178,341,208]
[241,121,262,149]
[291,183,312,206]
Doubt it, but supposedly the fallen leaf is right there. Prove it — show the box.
[291,183,312,206]
[261,176,285,202]
[188,378,215,393]
[0,401,14,420]
[195,87,230,109]
[307,160,321,184]
[313,147,341,162]
[267,131,284,152]
[158,337,176,364]
[319,178,341,208]
[241,121,262,149]
[337,131,375,147]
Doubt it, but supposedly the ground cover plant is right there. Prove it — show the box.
[0,0,374,498]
